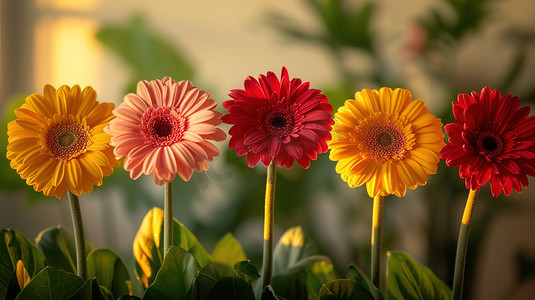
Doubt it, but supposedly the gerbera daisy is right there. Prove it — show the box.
[440,87,535,197]
[222,67,334,168]
[329,87,445,197]
[105,77,226,185]
[7,84,118,198]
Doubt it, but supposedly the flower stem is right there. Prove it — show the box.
[67,191,87,280]
[371,194,384,289]
[452,188,479,300]
[163,182,173,258]
[262,161,277,288]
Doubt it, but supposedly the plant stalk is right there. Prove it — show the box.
[452,188,479,300]
[371,194,384,289]
[164,182,173,258]
[67,191,87,280]
[262,161,277,288]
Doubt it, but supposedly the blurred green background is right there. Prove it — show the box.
[1,0,535,299]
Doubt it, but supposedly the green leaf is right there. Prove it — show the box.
[386,252,451,300]
[68,278,114,300]
[271,227,336,300]
[319,279,374,300]
[0,229,46,299]
[95,15,194,93]
[233,260,260,282]
[143,246,201,300]
[272,226,318,276]
[86,249,130,298]
[35,227,93,274]
[347,264,382,300]
[271,274,308,300]
[133,208,210,289]
[195,262,234,300]
[303,260,337,299]
[205,277,255,300]
[211,233,247,268]
[15,266,84,300]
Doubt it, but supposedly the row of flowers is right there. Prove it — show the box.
[4,67,535,299]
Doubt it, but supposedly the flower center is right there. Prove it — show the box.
[366,123,406,162]
[262,108,296,137]
[351,113,414,162]
[476,131,503,157]
[153,119,173,137]
[46,122,90,160]
[140,107,186,147]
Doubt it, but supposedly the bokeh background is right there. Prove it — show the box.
[1,0,535,299]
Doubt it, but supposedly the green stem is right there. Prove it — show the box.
[452,188,479,300]
[163,182,173,258]
[67,191,87,280]
[371,194,384,289]
[262,161,277,288]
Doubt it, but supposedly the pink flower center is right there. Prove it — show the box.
[476,130,503,157]
[46,122,90,160]
[262,107,296,137]
[366,123,406,162]
[140,107,186,147]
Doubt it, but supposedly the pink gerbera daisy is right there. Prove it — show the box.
[106,77,226,185]
[222,67,334,168]
[440,87,535,196]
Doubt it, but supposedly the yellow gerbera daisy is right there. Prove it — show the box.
[7,84,119,198]
[328,87,445,197]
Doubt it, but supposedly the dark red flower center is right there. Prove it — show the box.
[262,108,296,137]
[141,107,186,147]
[153,119,173,137]
[476,131,503,157]
[46,122,90,160]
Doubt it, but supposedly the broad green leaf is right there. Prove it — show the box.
[86,249,130,298]
[0,229,45,299]
[271,273,308,300]
[234,260,260,282]
[143,246,200,300]
[205,277,255,300]
[15,266,84,300]
[211,233,246,267]
[68,278,114,300]
[95,15,194,93]
[272,226,318,276]
[303,260,337,299]
[133,207,210,289]
[196,261,260,300]
[271,227,336,300]
[319,279,374,300]
[386,252,451,300]
[35,226,93,274]
[195,262,234,300]
[347,264,382,300]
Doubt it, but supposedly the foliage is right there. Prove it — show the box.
[3,0,535,299]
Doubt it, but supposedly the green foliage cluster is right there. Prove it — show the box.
[1,216,452,299]
[2,0,535,299]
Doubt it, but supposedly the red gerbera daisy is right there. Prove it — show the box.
[440,87,535,197]
[222,67,334,168]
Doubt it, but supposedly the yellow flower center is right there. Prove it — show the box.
[351,112,415,162]
[46,121,90,160]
